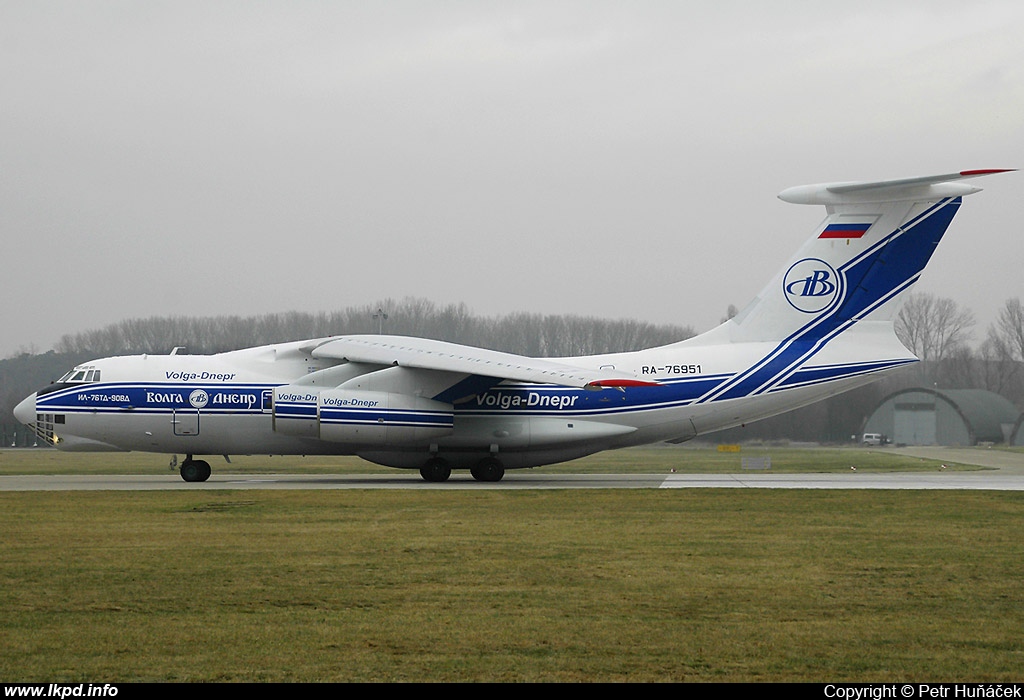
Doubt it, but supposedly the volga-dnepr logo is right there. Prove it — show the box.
[783,258,841,314]
[188,389,210,409]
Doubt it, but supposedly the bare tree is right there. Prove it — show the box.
[990,298,1024,361]
[974,298,1024,405]
[720,304,738,324]
[895,292,975,362]
[977,335,1020,398]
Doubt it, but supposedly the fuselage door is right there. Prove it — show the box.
[173,409,200,436]
[172,389,208,436]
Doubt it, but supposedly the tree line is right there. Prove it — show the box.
[50,297,696,358]
[894,293,1024,407]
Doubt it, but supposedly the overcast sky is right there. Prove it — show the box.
[2,1,1021,358]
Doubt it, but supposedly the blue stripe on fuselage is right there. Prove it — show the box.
[35,383,273,414]
[320,407,453,428]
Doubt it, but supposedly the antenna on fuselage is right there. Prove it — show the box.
[170,346,186,355]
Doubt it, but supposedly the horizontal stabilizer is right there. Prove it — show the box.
[779,169,1014,205]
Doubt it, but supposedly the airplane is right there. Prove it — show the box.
[14,169,1013,482]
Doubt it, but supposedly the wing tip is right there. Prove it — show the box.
[959,168,1016,177]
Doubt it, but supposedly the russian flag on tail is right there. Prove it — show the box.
[819,222,872,239]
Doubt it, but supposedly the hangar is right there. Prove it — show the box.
[862,388,1020,446]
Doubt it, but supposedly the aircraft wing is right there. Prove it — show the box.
[310,335,655,389]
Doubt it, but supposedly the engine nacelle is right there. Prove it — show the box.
[318,389,454,444]
[272,386,453,445]
[272,386,322,438]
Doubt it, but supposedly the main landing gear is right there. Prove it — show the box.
[470,457,505,482]
[418,456,506,483]
[179,455,211,482]
[420,457,451,482]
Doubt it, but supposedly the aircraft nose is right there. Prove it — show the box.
[14,393,37,425]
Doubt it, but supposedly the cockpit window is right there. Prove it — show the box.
[57,368,101,383]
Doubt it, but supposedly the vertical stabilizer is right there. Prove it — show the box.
[674,170,1011,409]
[719,170,1011,344]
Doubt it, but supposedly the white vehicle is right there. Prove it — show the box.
[14,170,1012,482]
[862,433,884,446]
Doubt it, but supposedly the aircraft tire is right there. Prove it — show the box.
[471,457,505,482]
[180,459,212,482]
[420,458,451,482]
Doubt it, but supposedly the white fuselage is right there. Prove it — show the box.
[21,327,911,470]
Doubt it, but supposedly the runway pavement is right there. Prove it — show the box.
[2,446,1023,491]
[1,472,1022,490]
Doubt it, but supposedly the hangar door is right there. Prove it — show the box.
[894,401,936,445]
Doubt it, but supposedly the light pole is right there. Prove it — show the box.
[373,308,388,334]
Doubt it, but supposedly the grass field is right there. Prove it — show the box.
[2,446,1022,682]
